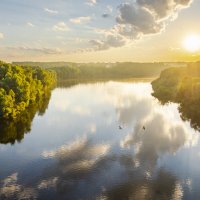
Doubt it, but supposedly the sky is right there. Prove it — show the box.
[0,0,200,63]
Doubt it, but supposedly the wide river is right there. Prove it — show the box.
[0,80,200,200]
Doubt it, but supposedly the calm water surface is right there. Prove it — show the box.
[0,81,200,200]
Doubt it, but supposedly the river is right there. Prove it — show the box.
[0,80,200,200]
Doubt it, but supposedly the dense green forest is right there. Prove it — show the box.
[0,61,56,120]
[0,91,51,144]
[152,62,200,130]
[14,62,183,81]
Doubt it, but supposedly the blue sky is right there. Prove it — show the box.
[0,0,200,62]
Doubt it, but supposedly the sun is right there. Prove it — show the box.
[182,34,200,52]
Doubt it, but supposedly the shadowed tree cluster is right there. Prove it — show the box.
[152,61,200,131]
[0,91,51,144]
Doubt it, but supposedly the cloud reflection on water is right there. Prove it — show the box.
[0,81,199,200]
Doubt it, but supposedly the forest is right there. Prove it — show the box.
[0,61,56,120]
[152,61,200,130]
[14,62,178,81]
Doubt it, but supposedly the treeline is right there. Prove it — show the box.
[0,61,56,120]
[14,62,174,81]
[49,63,171,80]
[152,61,200,130]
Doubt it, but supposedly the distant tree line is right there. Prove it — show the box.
[152,61,200,130]
[50,63,172,81]
[0,61,56,120]
[14,62,174,81]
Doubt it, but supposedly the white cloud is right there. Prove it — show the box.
[0,32,4,39]
[136,0,193,20]
[73,105,91,116]
[90,34,127,50]
[53,22,69,32]
[116,4,164,36]
[70,16,91,24]
[87,123,97,133]
[7,46,62,54]
[42,137,109,160]
[102,5,113,18]
[86,0,97,6]
[107,5,113,13]
[116,0,193,38]
[0,173,37,199]
[44,8,58,15]
[38,177,58,190]
[90,0,193,50]
[27,22,35,27]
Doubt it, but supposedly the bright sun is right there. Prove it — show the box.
[183,34,200,52]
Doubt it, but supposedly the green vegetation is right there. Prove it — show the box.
[0,91,51,144]
[152,62,200,130]
[14,62,177,81]
[0,61,56,120]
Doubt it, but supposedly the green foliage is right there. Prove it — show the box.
[152,67,186,103]
[14,62,174,81]
[51,62,170,80]
[0,61,56,120]
[152,62,200,130]
[0,92,52,144]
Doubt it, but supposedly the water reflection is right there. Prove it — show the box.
[152,87,200,131]
[178,102,200,131]
[38,137,110,198]
[0,92,51,145]
[0,81,200,200]
[0,173,37,200]
[121,113,197,171]
[103,169,183,200]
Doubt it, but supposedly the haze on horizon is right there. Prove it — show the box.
[0,0,200,63]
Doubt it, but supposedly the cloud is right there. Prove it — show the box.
[136,0,193,20]
[53,22,69,32]
[72,105,91,116]
[86,0,97,6]
[27,22,35,27]
[40,136,110,195]
[116,4,164,36]
[107,5,113,13]
[70,16,91,24]
[42,137,109,160]
[102,170,184,200]
[102,5,113,18]
[38,177,58,190]
[90,34,127,50]
[44,8,58,15]
[0,173,37,199]
[0,32,4,39]
[7,46,62,55]
[116,0,193,37]
[86,123,97,133]
[90,0,193,50]
[41,137,110,169]
[120,112,198,169]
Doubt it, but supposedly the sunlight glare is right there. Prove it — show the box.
[183,34,200,52]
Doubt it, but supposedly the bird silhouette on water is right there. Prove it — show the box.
[119,125,123,130]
